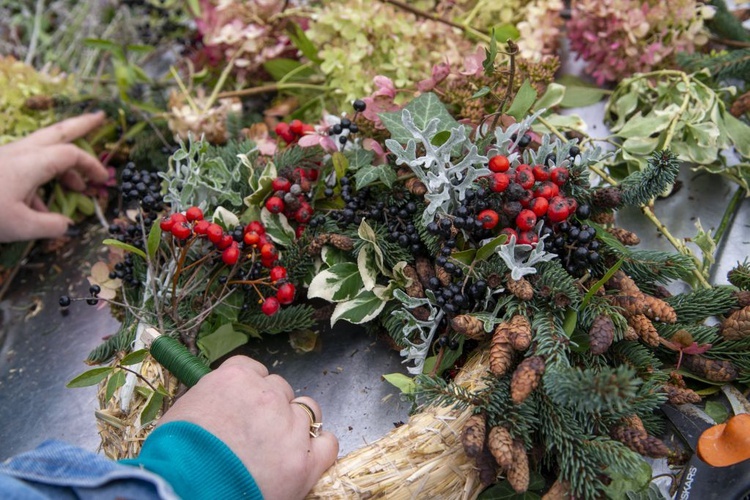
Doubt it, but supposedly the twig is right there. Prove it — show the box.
[380,0,490,43]
[216,82,331,100]
[491,40,519,131]
[25,0,45,65]
[709,35,750,49]
[708,186,746,279]
[118,365,159,394]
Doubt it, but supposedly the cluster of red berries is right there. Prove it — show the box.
[475,154,577,245]
[260,265,296,316]
[275,119,314,144]
[264,171,319,232]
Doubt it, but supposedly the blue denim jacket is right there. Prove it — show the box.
[0,421,263,500]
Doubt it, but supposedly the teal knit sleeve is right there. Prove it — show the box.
[120,421,263,500]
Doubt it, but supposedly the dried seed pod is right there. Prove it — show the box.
[451,315,485,340]
[415,257,436,290]
[721,305,750,340]
[590,211,615,225]
[610,294,648,317]
[328,234,354,251]
[628,314,660,347]
[607,227,641,246]
[623,325,639,341]
[642,295,677,324]
[610,425,669,458]
[664,383,701,405]
[487,426,514,469]
[589,315,615,355]
[506,440,530,493]
[506,275,534,301]
[592,186,623,209]
[542,478,572,500]
[461,413,487,459]
[511,356,545,404]
[435,265,451,287]
[682,355,739,382]
[402,265,425,298]
[404,177,427,196]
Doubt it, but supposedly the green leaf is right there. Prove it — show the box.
[286,22,322,64]
[120,349,148,366]
[260,208,296,247]
[321,246,350,267]
[506,80,538,121]
[105,370,126,401]
[379,93,459,144]
[476,234,508,262]
[140,390,164,426]
[357,219,386,274]
[704,400,728,423]
[431,130,451,146]
[263,58,315,82]
[582,258,623,307]
[307,263,364,302]
[83,38,121,53]
[125,44,155,54]
[330,288,388,326]
[147,223,162,260]
[197,323,248,363]
[244,161,277,206]
[533,83,566,111]
[382,373,416,394]
[103,238,147,260]
[344,149,375,170]
[354,167,381,190]
[67,367,114,388]
[603,458,652,498]
[358,245,380,291]
[557,74,610,108]
[616,108,675,138]
[377,165,397,188]
[471,86,491,99]
[492,24,520,42]
[722,112,750,157]
[451,249,476,266]
[332,151,349,179]
[483,30,498,76]
[562,308,577,338]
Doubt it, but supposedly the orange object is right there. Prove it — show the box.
[697,413,750,467]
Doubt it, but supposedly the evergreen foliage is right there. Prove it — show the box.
[620,150,680,206]
[678,49,750,82]
[86,324,137,364]
[531,260,580,311]
[544,365,642,414]
[242,303,316,334]
[706,0,750,42]
[664,285,739,322]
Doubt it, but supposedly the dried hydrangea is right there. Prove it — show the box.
[516,0,564,62]
[167,89,242,145]
[567,0,714,85]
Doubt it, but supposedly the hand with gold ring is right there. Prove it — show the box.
[158,355,339,500]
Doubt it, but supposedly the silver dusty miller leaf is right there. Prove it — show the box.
[497,227,557,280]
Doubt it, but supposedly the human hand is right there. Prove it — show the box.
[0,112,109,242]
[158,356,339,500]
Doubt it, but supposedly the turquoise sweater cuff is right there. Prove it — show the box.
[120,421,263,500]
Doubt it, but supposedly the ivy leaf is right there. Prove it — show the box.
[476,234,508,262]
[382,373,416,394]
[105,370,126,401]
[330,287,388,326]
[244,160,278,206]
[67,367,114,388]
[354,167,381,190]
[197,323,248,363]
[483,30,498,76]
[344,149,375,170]
[492,24,520,42]
[557,74,610,108]
[261,208,296,247]
[379,93,459,144]
[533,83,566,111]
[308,263,364,302]
[506,80,538,120]
[357,219,386,275]
[332,152,349,179]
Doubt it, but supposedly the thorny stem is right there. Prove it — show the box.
[535,115,712,288]
[380,0,491,43]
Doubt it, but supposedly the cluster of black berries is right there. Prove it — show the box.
[384,202,423,253]
[109,254,139,288]
[543,205,600,277]
[58,284,104,308]
[120,164,164,212]
[328,99,367,148]
[108,213,155,250]
[426,276,487,315]
[328,177,368,225]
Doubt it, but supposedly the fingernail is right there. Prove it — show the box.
[64,225,80,237]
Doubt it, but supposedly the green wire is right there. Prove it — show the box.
[150,335,211,388]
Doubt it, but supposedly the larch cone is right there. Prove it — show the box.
[307,351,490,499]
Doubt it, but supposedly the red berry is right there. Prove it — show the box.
[171,213,187,224]
[276,282,296,305]
[566,197,578,214]
[222,244,240,265]
[245,221,265,235]
[550,167,569,186]
[244,231,260,246]
[295,225,306,238]
[185,206,203,222]
[547,197,570,223]
[516,209,537,232]
[289,119,304,136]
[515,167,535,189]
[302,124,315,135]
[260,243,277,260]
[272,177,292,192]
[265,196,285,214]
[491,172,510,193]
[500,227,518,241]
[294,204,313,224]
[489,155,510,173]
[306,168,319,181]
[517,231,538,245]
[529,197,549,217]
[159,216,175,232]
[194,220,211,235]
[477,209,500,230]
[258,234,269,247]
[275,122,295,143]
[532,164,550,182]
[534,181,559,200]
[261,296,280,316]
[269,266,287,282]
[519,189,534,208]
[171,222,192,240]
[261,255,277,268]
[217,234,234,250]
[206,223,224,244]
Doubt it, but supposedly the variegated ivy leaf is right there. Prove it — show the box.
[330,286,388,326]
[357,219,387,275]
[260,208,295,247]
[213,206,240,229]
[244,160,278,206]
[307,263,364,302]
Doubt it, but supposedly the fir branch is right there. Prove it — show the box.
[481,378,540,449]
[414,374,485,409]
[664,286,739,323]
[706,0,750,43]
[678,49,750,82]
[414,208,441,256]
[544,365,642,414]
[86,324,137,364]
[531,260,581,311]
[281,237,317,286]
[610,341,664,374]
[728,259,750,290]
[578,295,628,341]
[242,303,316,334]
[620,151,680,206]
[620,250,696,286]
[655,323,721,345]
[532,312,571,370]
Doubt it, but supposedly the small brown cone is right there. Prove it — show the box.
[607,271,640,295]
[490,324,514,376]
[592,186,623,209]
[628,314,660,347]
[607,227,641,246]
[682,355,739,382]
[542,478,572,500]
[610,425,669,458]
[402,265,425,298]
[404,177,427,196]
[642,295,677,324]
[506,275,534,301]
[435,264,452,287]
[721,305,750,340]
[733,290,750,309]
[622,414,646,433]
[623,325,639,341]
[508,315,532,351]
[609,294,648,317]
[511,356,546,404]
[461,413,487,459]
[590,211,615,225]
[24,95,55,111]
[415,257,436,291]
[451,315,486,340]
[328,234,354,251]
[664,383,701,405]
[307,234,330,255]
[589,315,615,355]
[506,440,530,493]
[487,426,514,469]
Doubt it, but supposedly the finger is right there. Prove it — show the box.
[265,374,295,402]
[58,169,86,192]
[30,194,48,212]
[16,112,105,147]
[23,144,109,185]
[306,431,339,485]
[2,204,72,242]
[218,355,269,377]
[291,396,323,423]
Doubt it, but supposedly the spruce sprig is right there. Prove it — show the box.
[620,150,680,206]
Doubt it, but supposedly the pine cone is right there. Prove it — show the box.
[542,478,572,500]
[590,211,615,225]
[622,414,646,433]
[490,325,514,376]
[415,257,436,291]
[307,234,329,255]
[328,234,354,251]
[733,290,750,309]
[404,177,427,197]
[721,305,750,340]
[664,383,701,405]
[592,187,624,209]
[610,426,669,458]
[607,227,641,246]
[476,447,499,487]
[487,426,514,469]
[623,325,639,341]
[506,275,534,301]
[487,273,503,289]
[682,355,739,382]
[506,440,530,493]
[511,356,545,404]
[589,315,615,355]
[402,265,425,298]
[451,315,486,340]
[435,265,452,287]
[609,294,648,317]
[628,314,660,347]
[461,413,487,458]
[607,271,641,295]
[642,295,677,324]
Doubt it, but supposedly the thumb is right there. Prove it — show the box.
[0,205,73,242]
